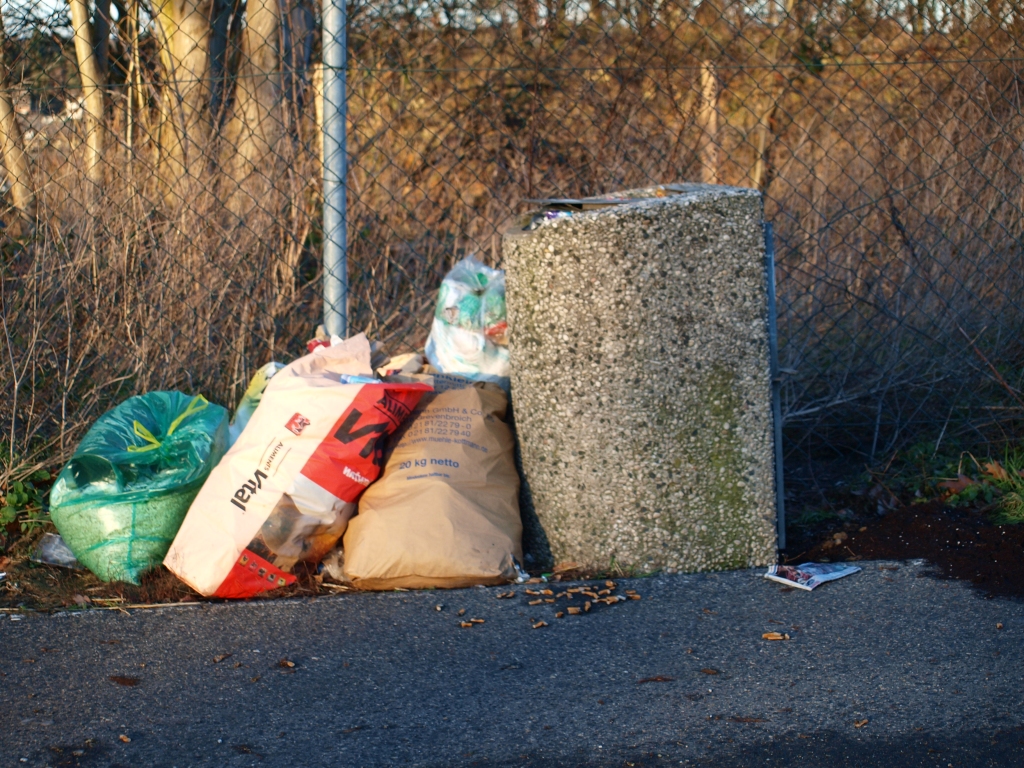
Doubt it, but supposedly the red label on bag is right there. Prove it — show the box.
[285,413,311,435]
[212,549,296,599]
[300,383,430,503]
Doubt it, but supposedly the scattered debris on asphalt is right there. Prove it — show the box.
[637,675,675,684]
[508,579,641,628]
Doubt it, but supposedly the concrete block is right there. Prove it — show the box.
[504,183,777,573]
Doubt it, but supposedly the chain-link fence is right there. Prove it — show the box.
[3,0,1024,499]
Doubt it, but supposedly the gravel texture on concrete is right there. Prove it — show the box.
[1,563,1022,767]
[504,184,776,573]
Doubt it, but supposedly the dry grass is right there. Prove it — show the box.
[3,6,1024,489]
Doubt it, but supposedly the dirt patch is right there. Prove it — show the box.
[0,558,337,613]
[0,525,567,612]
[0,525,340,611]
[793,499,1024,599]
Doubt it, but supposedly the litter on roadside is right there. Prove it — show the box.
[15,250,693,604]
[318,547,345,582]
[425,256,510,390]
[49,391,229,584]
[764,563,861,591]
[342,378,522,589]
[14,258,530,597]
[30,532,82,569]
[164,334,430,598]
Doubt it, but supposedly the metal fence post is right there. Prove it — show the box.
[321,0,348,338]
[764,222,786,550]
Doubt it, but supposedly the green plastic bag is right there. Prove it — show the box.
[50,391,229,584]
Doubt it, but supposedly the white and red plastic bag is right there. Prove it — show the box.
[164,335,430,597]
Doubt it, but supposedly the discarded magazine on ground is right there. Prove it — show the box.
[764,563,861,591]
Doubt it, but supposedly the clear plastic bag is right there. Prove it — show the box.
[31,532,82,569]
[425,257,510,388]
[49,392,229,584]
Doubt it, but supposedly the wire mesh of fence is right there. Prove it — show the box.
[1,0,1024,499]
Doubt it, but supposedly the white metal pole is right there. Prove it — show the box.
[321,0,348,338]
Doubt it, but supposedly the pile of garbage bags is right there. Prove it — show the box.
[46,257,521,597]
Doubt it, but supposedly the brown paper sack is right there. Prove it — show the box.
[342,381,522,589]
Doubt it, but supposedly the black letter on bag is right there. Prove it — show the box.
[333,409,389,459]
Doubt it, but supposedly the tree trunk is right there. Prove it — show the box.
[69,0,106,190]
[227,0,314,188]
[208,0,238,124]
[152,0,226,181]
[126,0,143,153]
[312,60,324,169]
[751,101,777,192]
[93,0,111,81]
[698,60,718,185]
[751,0,797,191]
[230,0,283,182]
[517,0,537,44]
[0,13,34,219]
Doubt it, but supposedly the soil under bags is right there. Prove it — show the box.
[342,380,523,589]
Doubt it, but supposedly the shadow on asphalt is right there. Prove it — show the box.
[465,727,1024,767]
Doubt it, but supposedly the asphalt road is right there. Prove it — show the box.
[1,561,1022,768]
